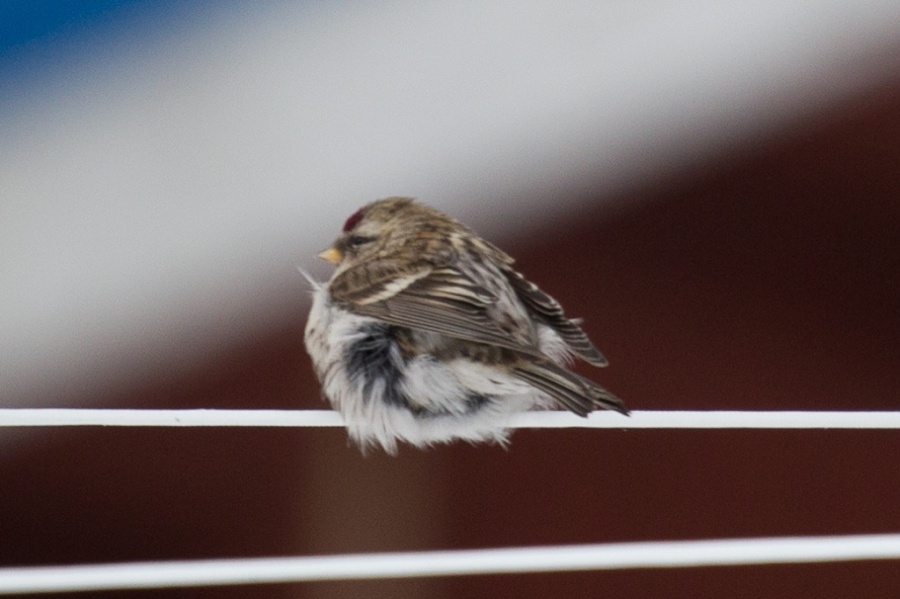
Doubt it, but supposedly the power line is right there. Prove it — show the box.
[2,534,898,594]
[1,409,899,429]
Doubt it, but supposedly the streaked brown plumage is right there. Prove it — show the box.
[304,197,626,452]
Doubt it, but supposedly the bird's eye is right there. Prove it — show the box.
[348,235,374,246]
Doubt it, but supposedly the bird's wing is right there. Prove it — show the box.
[329,264,543,356]
[504,269,608,367]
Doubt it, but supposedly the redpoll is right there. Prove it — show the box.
[304,197,627,453]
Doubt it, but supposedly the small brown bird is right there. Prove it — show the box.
[304,197,627,453]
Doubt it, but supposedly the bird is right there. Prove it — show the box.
[304,197,627,453]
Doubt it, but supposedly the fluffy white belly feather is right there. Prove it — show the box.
[304,282,560,453]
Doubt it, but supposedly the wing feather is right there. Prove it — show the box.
[505,269,608,366]
[331,266,544,357]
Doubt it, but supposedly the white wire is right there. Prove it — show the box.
[1,534,898,594]
[1,409,900,428]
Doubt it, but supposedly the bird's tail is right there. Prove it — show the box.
[512,360,629,417]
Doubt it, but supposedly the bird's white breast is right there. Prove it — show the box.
[304,282,552,453]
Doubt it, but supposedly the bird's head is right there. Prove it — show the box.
[318,197,461,274]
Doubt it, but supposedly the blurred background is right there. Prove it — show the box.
[1,1,899,597]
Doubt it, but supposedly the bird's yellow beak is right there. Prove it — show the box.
[318,246,343,264]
